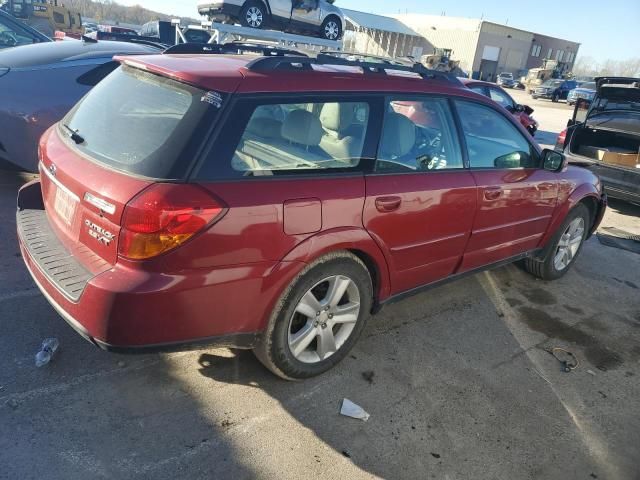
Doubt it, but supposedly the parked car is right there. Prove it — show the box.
[0,8,51,50]
[567,81,596,106]
[198,0,345,40]
[496,72,516,88]
[556,77,640,204]
[0,38,163,172]
[532,79,578,102]
[99,25,138,36]
[460,78,538,136]
[140,20,212,45]
[17,51,606,380]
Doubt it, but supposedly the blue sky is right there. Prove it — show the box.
[118,0,637,62]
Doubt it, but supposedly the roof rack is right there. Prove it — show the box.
[320,50,412,67]
[163,41,307,57]
[246,54,461,84]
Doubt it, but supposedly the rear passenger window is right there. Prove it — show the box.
[229,101,370,175]
[376,97,463,173]
[455,100,539,169]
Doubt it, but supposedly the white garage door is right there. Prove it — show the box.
[482,45,500,61]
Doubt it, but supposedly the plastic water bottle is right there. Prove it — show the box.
[35,338,59,367]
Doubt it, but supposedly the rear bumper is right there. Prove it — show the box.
[17,180,300,352]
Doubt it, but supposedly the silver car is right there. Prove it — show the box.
[0,39,161,172]
[198,0,345,40]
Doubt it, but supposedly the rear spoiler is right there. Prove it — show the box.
[85,31,169,50]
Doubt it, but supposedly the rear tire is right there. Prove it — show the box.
[254,251,372,380]
[239,1,268,29]
[320,16,342,40]
[524,204,590,281]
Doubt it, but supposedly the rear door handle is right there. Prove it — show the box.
[484,187,503,201]
[375,196,402,213]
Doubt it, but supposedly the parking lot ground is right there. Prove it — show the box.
[1,98,639,479]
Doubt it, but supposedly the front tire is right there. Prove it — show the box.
[552,93,560,102]
[240,1,268,29]
[524,204,590,280]
[320,16,342,40]
[254,252,372,380]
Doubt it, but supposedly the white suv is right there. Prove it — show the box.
[198,0,345,40]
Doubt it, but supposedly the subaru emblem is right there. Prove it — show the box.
[49,163,56,176]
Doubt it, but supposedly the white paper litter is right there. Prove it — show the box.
[340,398,370,422]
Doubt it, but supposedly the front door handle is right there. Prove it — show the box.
[484,187,503,201]
[375,196,402,213]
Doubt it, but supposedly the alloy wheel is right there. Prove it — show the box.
[554,217,585,271]
[288,275,360,363]
[246,7,263,28]
[324,21,339,40]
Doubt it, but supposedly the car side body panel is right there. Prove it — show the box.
[461,168,559,271]
[537,166,604,249]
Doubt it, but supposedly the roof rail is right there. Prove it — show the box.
[246,54,461,84]
[320,50,412,67]
[163,42,307,57]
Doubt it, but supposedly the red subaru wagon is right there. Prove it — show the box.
[17,49,606,379]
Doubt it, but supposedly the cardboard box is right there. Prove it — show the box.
[578,145,640,169]
[602,151,640,168]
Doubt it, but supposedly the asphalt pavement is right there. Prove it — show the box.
[1,97,639,480]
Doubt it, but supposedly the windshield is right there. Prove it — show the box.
[62,65,221,179]
[0,11,49,48]
[543,80,562,87]
[499,73,513,79]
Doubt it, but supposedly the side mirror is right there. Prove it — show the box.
[542,149,566,172]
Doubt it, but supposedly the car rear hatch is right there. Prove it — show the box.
[21,60,239,299]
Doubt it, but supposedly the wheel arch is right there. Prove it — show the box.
[538,183,602,251]
[279,227,392,307]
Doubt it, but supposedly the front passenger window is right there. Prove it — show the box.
[455,100,539,169]
[376,97,463,173]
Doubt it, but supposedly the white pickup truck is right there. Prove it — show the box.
[198,0,345,40]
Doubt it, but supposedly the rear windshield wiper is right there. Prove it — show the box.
[62,123,85,145]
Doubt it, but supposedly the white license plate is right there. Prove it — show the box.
[53,184,78,226]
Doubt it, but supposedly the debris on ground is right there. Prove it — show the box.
[35,338,59,367]
[117,360,126,368]
[431,453,441,459]
[587,369,597,376]
[341,450,351,458]
[340,398,370,421]
[361,370,375,384]
[547,347,579,373]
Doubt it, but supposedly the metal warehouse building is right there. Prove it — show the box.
[391,14,580,80]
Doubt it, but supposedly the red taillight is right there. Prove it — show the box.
[557,129,567,147]
[119,184,224,260]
